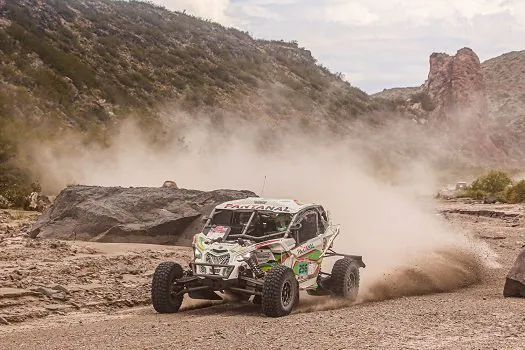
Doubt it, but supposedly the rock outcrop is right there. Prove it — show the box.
[503,247,525,298]
[161,181,178,189]
[424,48,488,121]
[28,185,256,246]
[421,48,507,164]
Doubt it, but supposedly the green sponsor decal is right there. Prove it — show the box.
[294,261,308,276]
[259,263,276,272]
[306,250,322,260]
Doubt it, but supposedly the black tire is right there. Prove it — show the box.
[329,258,360,300]
[151,261,184,313]
[261,265,299,317]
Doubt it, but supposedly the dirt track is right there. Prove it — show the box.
[1,200,524,349]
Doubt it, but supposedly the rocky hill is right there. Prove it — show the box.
[374,48,525,127]
[373,48,525,166]
[0,0,384,126]
[483,50,525,124]
[0,0,391,206]
[1,0,523,207]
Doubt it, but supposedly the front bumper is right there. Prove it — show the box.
[172,263,264,300]
[191,262,236,279]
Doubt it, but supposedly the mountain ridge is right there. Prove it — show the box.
[0,0,393,205]
[0,0,524,207]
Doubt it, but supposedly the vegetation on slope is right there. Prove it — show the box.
[0,0,389,206]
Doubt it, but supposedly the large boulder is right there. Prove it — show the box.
[503,247,525,297]
[28,185,256,246]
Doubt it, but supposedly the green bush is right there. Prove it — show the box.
[505,180,525,204]
[410,92,436,112]
[467,170,512,197]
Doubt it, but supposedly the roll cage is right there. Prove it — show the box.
[202,204,330,244]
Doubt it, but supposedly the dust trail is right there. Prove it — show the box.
[22,108,501,307]
[293,245,490,314]
[294,294,357,314]
[357,246,488,302]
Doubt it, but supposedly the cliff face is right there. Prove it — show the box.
[424,48,488,122]
[373,47,513,167]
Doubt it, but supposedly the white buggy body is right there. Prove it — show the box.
[151,197,365,317]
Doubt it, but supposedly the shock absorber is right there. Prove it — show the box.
[246,257,265,278]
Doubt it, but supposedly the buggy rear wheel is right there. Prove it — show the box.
[151,261,184,313]
[329,257,360,300]
[261,265,299,317]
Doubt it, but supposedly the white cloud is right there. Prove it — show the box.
[148,0,525,93]
[324,1,379,26]
[151,0,232,24]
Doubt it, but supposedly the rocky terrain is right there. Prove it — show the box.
[28,185,255,245]
[373,48,525,165]
[0,209,194,325]
[0,199,524,349]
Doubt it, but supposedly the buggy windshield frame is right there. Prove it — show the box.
[202,208,295,242]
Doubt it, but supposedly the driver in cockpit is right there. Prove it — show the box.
[238,212,260,236]
[275,213,291,232]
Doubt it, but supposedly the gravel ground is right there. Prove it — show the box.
[0,200,524,349]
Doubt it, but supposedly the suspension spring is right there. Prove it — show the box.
[246,258,264,278]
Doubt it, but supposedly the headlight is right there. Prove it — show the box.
[194,248,202,259]
[237,252,252,262]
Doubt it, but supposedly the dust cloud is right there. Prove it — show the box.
[24,107,500,306]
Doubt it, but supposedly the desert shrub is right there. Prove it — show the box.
[30,67,73,103]
[468,171,512,194]
[505,180,525,204]
[7,23,97,89]
[463,170,512,201]
[52,0,77,22]
[410,91,436,112]
[0,133,39,209]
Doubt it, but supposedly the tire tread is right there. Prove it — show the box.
[261,265,298,317]
[151,261,184,313]
[330,258,360,299]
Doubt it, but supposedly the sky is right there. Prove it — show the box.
[148,0,525,94]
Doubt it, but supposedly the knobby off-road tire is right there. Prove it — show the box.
[151,261,184,313]
[261,265,299,317]
[329,258,360,300]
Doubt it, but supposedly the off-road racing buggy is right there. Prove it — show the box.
[151,197,366,317]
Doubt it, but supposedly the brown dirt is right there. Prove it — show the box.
[0,200,524,349]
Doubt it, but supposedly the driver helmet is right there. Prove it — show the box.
[275,213,290,231]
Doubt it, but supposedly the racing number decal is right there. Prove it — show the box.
[297,262,308,276]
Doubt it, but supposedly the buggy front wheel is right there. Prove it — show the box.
[151,261,185,313]
[261,265,299,317]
